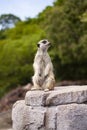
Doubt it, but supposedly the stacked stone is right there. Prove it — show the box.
[12,86,87,130]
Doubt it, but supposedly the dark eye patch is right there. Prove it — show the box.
[37,44,40,48]
[42,40,47,44]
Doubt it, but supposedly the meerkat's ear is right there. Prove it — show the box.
[37,43,40,48]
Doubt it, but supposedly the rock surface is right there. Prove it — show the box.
[12,86,87,130]
[0,110,12,129]
[25,85,87,106]
[57,104,87,130]
[12,100,46,130]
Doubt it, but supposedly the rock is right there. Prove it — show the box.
[45,107,57,130]
[12,100,46,130]
[0,110,12,129]
[25,91,49,106]
[0,84,32,112]
[12,85,87,130]
[25,85,87,106]
[46,85,87,106]
[57,104,87,130]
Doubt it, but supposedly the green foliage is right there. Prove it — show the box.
[0,29,45,97]
[54,0,64,6]
[45,0,87,80]
[37,6,53,24]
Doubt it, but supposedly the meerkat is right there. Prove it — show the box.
[31,39,55,91]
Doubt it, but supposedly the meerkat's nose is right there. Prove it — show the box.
[48,42,51,46]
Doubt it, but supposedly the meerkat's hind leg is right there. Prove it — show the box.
[31,75,42,90]
[43,77,55,91]
[31,83,42,90]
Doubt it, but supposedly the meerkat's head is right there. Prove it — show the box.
[37,39,51,51]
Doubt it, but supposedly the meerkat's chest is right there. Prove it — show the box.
[41,57,46,69]
[35,53,50,68]
[37,56,47,68]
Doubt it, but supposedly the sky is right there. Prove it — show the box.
[0,0,54,20]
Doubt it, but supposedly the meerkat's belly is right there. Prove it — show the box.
[34,54,50,77]
[39,59,46,77]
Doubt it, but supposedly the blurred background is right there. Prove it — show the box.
[0,0,87,129]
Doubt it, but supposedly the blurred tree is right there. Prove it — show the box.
[0,14,21,30]
[45,0,87,80]
[0,29,45,97]
[53,0,64,6]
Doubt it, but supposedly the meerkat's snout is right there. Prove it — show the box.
[47,42,51,46]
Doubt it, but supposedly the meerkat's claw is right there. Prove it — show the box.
[31,87,42,91]
[44,88,49,92]
[31,88,37,91]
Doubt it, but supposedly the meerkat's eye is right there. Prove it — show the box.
[42,40,47,44]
